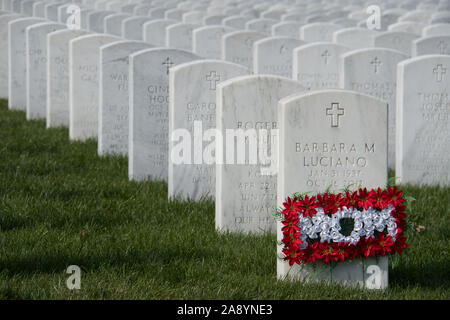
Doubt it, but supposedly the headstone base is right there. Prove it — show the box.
[278,256,388,290]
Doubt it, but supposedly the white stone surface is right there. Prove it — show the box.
[300,23,344,42]
[222,15,250,29]
[129,48,200,181]
[143,19,176,46]
[0,13,21,99]
[293,42,350,90]
[340,48,407,169]
[412,36,450,56]
[277,90,388,286]
[99,40,153,156]
[271,21,301,38]
[122,16,152,41]
[216,75,305,233]
[203,14,226,25]
[422,23,450,37]
[373,31,420,57]
[69,34,119,141]
[26,22,66,120]
[166,22,198,51]
[47,29,89,128]
[253,37,304,78]
[104,13,131,36]
[388,21,426,36]
[333,27,377,50]
[87,10,113,33]
[193,25,234,59]
[32,1,46,18]
[222,30,266,71]
[246,18,277,35]
[165,8,184,21]
[8,17,45,111]
[168,60,250,200]
[396,54,450,186]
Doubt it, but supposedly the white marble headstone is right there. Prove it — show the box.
[293,42,350,90]
[104,13,131,36]
[300,22,344,42]
[340,48,407,168]
[47,29,90,128]
[193,25,233,59]
[246,18,278,35]
[422,23,450,37]
[168,59,250,200]
[166,22,197,51]
[388,21,426,36]
[396,55,450,186]
[165,8,184,21]
[277,89,388,287]
[122,16,152,41]
[333,27,377,50]
[69,34,120,141]
[0,13,21,99]
[129,48,200,181]
[99,40,153,156]
[143,19,176,46]
[8,17,45,111]
[216,75,305,234]
[222,30,266,71]
[373,31,419,56]
[253,36,305,77]
[412,36,450,56]
[26,22,66,120]
[271,21,301,38]
[87,10,114,33]
[222,15,250,29]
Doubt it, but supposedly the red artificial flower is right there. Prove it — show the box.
[332,242,349,262]
[386,186,405,207]
[282,197,299,216]
[360,237,379,258]
[371,187,389,210]
[316,193,329,211]
[298,195,318,218]
[346,190,359,208]
[357,188,374,210]
[392,234,408,255]
[281,187,408,266]
[376,234,395,255]
[283,247,302,266]
[281,214,300,234]
[325,193,349,214]
[316,242,335,264]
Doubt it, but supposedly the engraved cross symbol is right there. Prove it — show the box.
[326,102,344,127]
[321,50,331,64]
[437,41,447,54]
[206,71,220,90]
[162,57,174,75]
[371,57,382,73]
[433,64,447,82]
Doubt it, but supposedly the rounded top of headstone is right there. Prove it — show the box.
[278,89,388,108]
[341,46,408,59]
[398,53,450,67]
[100,40,154,51]
[293,41,350,52]
[217,74,305,91]
[170,59,250,74]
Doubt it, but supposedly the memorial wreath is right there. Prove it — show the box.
[280,187,408,266]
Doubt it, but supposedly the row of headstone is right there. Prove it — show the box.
[1,0,449,289]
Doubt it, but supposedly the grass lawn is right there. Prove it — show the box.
[0,99,448,299]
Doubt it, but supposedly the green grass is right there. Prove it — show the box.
[0,99,448,299]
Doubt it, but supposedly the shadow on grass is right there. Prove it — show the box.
[390,261,450,290]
